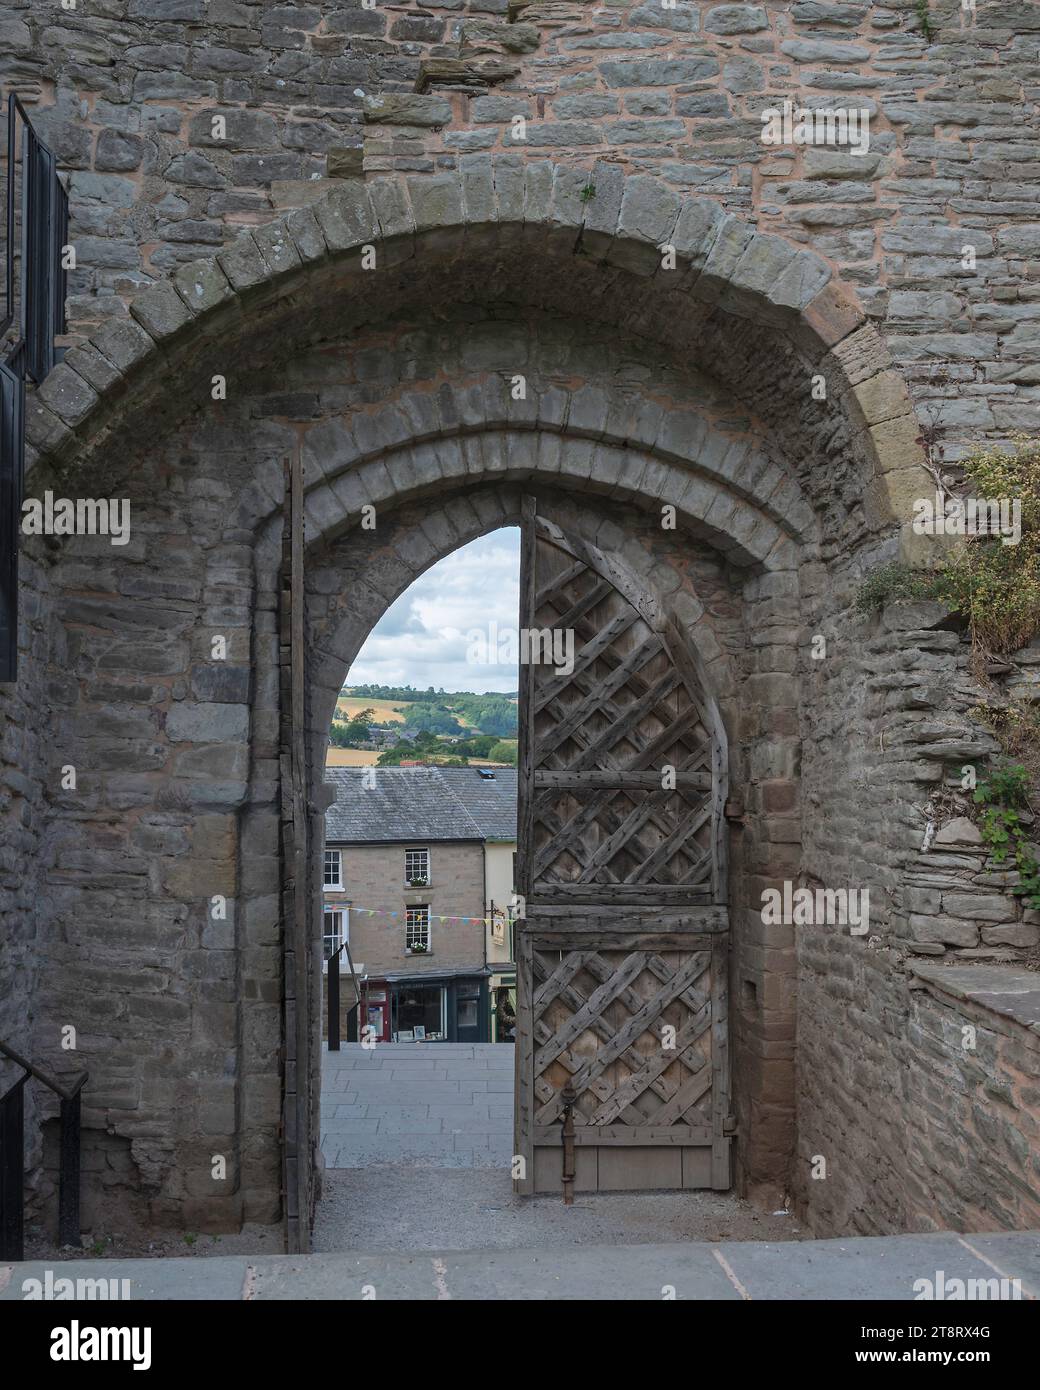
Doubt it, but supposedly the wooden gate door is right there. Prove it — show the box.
[514,498,732,1194]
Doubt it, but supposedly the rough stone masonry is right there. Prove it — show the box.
[1,0,1039,1247]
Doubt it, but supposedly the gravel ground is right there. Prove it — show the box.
[24,1172,802,1263]
[313,1166,804,1253]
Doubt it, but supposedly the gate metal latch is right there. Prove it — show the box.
[559,1084,577,1206]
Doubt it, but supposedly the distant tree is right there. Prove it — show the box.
[455,734,497,757]
[340,707,375,744]
[489,740,518,765]
[403,705,465,736]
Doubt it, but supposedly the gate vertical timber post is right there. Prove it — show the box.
[513,494,538,1194]
[279,450,313,1253]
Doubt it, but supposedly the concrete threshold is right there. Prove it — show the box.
[2,1230,1038,1302]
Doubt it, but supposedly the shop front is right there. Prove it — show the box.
[352,971,491,1043]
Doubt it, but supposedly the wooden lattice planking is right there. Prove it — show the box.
[521,513,726,907]
[514,498,732,1195]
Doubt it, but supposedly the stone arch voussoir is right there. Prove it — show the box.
[303,481,747,748]
[29,163,926,538]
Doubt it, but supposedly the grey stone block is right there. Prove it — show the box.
[95,128,145,172]
[217,230,269,291]
[362,94,452,128]
[129,281,193,340]
[704,5,768,33]
[670,197,727,265]
[460,153,496,225]
[286,206,328,263]
[253,220,302,277]
[599,58,720,86]
[37,363,99,426]
[942,894,1018,924]
[406,173,464,233]
[780,38,871,62]
[173,258,234,314]
[165,702,250,743]
[91,317,157,373]
[617,173,681,247]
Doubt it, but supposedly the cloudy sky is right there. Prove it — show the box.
[345,528,521,693]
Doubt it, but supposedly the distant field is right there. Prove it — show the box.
[335,696,482,730]
[335,697,407,724]
[326,748,380,766]
[325,748,512,769]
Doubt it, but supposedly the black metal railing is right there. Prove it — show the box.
[1,91,69,683]
[326,940,362,1052]
[0,1041,87,1261]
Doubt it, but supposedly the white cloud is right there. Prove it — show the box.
[346,527,521,693]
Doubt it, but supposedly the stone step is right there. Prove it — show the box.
[4,1231,1037,1302]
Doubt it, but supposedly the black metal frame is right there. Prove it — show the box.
[326,939,363,1052]
[0,349,24,684]
[0,1041,87,1261]
[1,92,69,684]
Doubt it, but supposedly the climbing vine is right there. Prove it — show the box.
[972,762,1040,910]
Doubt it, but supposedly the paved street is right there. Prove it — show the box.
[321,1043,514,1169]
[316,1044,800,1253]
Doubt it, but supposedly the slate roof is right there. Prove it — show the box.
[325,766,517,844]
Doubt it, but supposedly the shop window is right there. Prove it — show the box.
[395,983,444,1041]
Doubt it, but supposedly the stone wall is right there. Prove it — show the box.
[907,963,1040,1232]
[4,0,1040,457]
[2,2,1040,1245]
[0,542,53,1209]
[9,228,1035,1236]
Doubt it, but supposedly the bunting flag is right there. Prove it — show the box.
[344,904,496,926]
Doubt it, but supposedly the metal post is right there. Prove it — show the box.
[560,1083,576,1206]
[328,948,340,1052]
[0,1077,26,1261]
[58,1090,82,1248]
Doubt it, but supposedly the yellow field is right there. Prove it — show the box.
[325,748,513,769]
[335,697,407,724]
[325,747,380,766]
[335,695,482,730]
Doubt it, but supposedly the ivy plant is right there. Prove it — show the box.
[973,762,1040,910]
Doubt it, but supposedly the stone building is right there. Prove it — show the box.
[0,0,1038,1246]
[322,765,517,1042]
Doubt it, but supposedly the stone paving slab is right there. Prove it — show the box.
[717,1232,1033,1302]
[4,1232,1037,1301]
[0,1258,250,1302]
[963,1233,1040,1290]
[247,1243,739,1301]
[321,1042,515,1170]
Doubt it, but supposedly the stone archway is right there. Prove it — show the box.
[19,163,931,1248]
